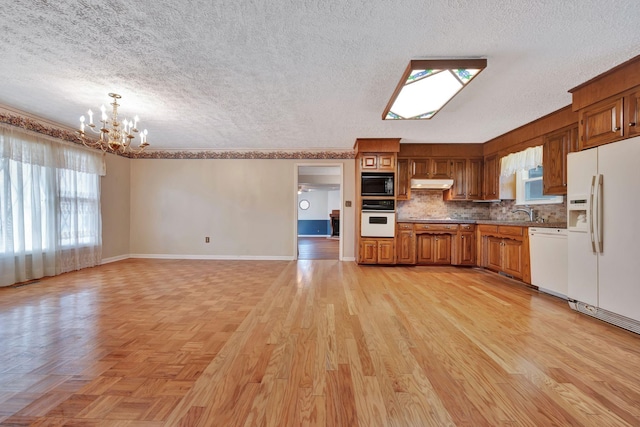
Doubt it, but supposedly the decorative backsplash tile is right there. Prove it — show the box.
[397,191,491,220]
[489,198,567,223]
[397,190,567,223]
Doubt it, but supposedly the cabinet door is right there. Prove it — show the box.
[411,159,431,178]
[627,89,640,139]
[543,127,572,195]
[378,155,395,171]
[396,230,416,264]
[396,158,410,200]
[483,155,499,199]
[486,237,503,271]
[417,234,434,264]
[431,158,452,179]
[502,239,524,279]
[377,240,395,264]
[448,159,467,200]
[457,231,476,265]
[361,155,377,170]
[432,235,452,264]
[360,240,378,264]
[467,158,483,200]
[579,96,624,150]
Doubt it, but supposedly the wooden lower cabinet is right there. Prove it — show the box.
[396,227,416,264]
[359,238,395,264]
[486,237,503,271]
[456,229,476,265]
[503,238,524,278]
[417,234,451,264]
[477,224,530,283]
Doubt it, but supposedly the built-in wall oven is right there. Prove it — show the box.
[361,200,395,237]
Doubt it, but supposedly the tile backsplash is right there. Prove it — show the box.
[489,198,567,223]
[396,191,490,220]
[396,190,567,223]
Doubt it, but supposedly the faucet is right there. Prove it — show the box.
[512,207,535,222]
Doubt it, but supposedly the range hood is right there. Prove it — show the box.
[410,178,454,190]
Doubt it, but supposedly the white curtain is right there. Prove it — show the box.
[500,145,543,177]
[0,125,106,287]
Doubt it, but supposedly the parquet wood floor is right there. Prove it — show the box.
[1,260,640,426]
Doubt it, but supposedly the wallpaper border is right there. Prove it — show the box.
[1,112,356,160]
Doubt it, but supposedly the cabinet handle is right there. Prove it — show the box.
[613,126,621,131]
[630,122,637,127]
[445,226,451,229]
[461,236,465,239]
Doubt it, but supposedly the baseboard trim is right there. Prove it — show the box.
[129,254,295,261]
[341,257,356,262]
[101,254,131,264]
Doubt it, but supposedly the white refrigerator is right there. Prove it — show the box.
[567,136,640,332]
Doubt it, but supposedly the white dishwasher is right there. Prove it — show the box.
[529,228,568,299]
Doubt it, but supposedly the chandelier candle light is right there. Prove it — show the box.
[77,93,149,155]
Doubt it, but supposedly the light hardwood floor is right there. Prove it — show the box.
[298,237,339,260]
[1,259,639,426]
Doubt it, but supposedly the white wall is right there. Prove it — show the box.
[327,190,340,213]
[298,191,329,220]
[101,153,131,261]
[129,158,356,259]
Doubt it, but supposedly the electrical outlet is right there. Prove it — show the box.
[205,237,210,243]
[345,200,352,207]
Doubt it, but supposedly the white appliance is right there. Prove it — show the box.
[410,178,454,190]
[529,228,568,299]
[361,212,395,237]
[567,136,640,334]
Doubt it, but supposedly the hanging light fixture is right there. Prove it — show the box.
[77,93,149,155]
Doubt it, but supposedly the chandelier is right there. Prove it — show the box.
[77,93,149,155]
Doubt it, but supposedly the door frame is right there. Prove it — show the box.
[293,163,344,261]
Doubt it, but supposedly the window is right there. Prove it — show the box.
[1,126,105,287]
[515,166,563,205]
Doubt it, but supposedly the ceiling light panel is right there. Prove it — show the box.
[383,59,486,120]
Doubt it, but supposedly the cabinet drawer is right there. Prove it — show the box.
[414,223,459,232]
[397,223,413,230]
[459,224,476,231]
[497,225,524,237]
[478,224,498,233]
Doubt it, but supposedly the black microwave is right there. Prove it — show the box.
[361,173,394,196]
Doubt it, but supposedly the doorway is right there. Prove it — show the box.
[295,164,343,260]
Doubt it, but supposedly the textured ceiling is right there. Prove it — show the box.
[1,1,639,151]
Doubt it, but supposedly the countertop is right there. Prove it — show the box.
[397,218,567,229]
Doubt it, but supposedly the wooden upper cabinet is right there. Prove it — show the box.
[467,158,483,200]
[396,158,410,200]
[483,155,499,199]
[361,153,395,171]
[579,96,624,150]
[627,88,640,139]
[431,158,452,179]
[448,159,467,200]
[543,125,577,195]
[411,159,430,178]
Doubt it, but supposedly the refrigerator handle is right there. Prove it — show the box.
[589,175,597,253]
[596,174,604,253]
